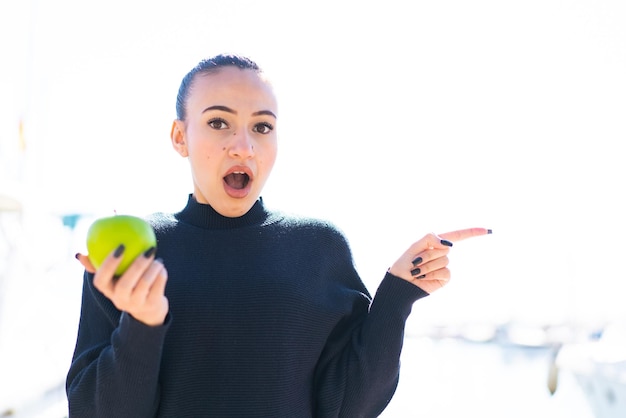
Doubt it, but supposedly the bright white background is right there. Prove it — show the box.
[1,0,625,339]
[1,1,625,416]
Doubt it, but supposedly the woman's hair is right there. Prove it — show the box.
[175,54,261,121]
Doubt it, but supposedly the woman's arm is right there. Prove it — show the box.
[66,252,170,417]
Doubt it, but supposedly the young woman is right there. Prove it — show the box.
[68,54,490,417]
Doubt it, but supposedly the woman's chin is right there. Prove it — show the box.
[217,193,259,218]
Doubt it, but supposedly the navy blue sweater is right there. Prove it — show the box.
[66,195,428,417]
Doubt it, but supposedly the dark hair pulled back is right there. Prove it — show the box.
[175,54,261,121]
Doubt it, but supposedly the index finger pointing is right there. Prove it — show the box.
[439,228,492,243]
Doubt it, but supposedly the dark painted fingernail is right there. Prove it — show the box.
[416,274,426,279]
[74,253,80,260]
[411,256,423,266]
[410,267,421,276]
[441,239,453,247]
[114,244,125,258]
[144,246,156,258]
[487,229,493,234]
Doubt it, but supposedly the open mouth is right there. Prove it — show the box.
[223,171,250,190]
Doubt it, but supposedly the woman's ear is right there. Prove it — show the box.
[171,120,189,157]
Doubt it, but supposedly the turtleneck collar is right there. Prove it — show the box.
[176,194,271,230]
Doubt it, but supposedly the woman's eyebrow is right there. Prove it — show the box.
[202,105,276,119]
[202,105,235,114]
[253,110,277,119]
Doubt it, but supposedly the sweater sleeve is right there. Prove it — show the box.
[66,271,170,418]
[314,265,428,416]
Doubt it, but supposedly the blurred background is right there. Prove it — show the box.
[1,0,624,416]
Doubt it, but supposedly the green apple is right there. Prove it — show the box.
[86,214,157,276]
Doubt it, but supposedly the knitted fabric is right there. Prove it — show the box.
[66,195,428,417]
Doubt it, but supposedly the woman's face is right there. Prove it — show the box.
[171,67,278,217]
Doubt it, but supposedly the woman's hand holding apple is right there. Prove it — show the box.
[76,249,169,326]
[76,214,169,326]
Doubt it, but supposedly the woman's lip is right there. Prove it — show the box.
[224,165,253,178]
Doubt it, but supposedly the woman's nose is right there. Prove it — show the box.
[228,130,254,160]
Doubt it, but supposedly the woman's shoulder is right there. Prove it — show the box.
[268,208,349,242]
[144,211,178,233]
[271,208,339,230]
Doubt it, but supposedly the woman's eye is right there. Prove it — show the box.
[253,122,274,134]
[208,119,228,130]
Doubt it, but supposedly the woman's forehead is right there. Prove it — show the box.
[188,68,276,110]
[193,68,272,93]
